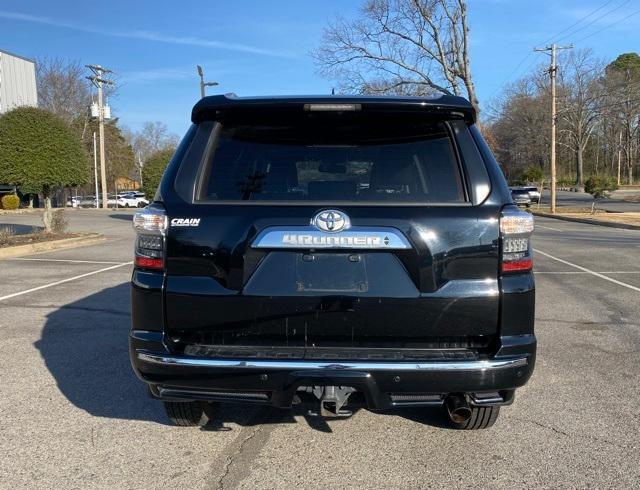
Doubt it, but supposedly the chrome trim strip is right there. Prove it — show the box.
[251,226,412,250]
[137,351,527,371]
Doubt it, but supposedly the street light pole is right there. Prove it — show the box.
[196,65,219,98]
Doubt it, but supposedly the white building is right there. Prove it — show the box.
[0,49,37,114]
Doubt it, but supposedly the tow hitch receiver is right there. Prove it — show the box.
[308,386,355,418]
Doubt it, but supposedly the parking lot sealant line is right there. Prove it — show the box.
[4,257,122,265]
[534,249,640,293]
[0,261,133,302]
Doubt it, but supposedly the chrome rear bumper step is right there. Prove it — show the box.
[137,351,527,372]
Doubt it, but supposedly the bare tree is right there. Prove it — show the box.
[603,55,640,184]
[487,73,550,180]
[123,122,180,183]
[36,58,91,123]
[126,122,180,162]
[489,50,640,186]
[313,0,479,114]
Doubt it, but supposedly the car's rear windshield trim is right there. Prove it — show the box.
[190,199,474,207]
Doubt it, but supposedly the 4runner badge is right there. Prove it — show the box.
[171,218,201,227]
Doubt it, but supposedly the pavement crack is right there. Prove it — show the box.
[515,417,631,450]
[518,417,572,438]
[216,425,263,490]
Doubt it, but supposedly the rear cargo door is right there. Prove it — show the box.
[163,111,500,350]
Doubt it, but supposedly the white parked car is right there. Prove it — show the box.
[67,196,83,208]
[117,192,149,208]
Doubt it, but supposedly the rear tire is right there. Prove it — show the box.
[163,401,214,427]
[448,405,500,430]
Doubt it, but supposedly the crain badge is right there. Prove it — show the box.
[311,210,350,233]
[171,218,201,227]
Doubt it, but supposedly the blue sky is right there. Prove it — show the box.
[1,0,639,135]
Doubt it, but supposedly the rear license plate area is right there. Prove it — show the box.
[295,253,368,293]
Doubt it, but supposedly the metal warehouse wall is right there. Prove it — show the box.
[0,49,38,114]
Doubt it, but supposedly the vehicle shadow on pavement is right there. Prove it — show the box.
[34,283,169,425]
[201,404,363,433]
[202,404,452,433]
[108,214,135,221]
[386,407,454,429]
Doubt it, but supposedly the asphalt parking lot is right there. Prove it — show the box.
[0,209,639,489]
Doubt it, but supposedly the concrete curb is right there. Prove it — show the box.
[0,233,105,258]
[0,208,43,215]
[533,211,640,231]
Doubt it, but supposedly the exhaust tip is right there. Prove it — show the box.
[446,394,472,423]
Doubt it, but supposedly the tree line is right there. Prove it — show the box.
[486,51,640,189]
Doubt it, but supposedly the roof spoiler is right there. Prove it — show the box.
[191,94,476,124]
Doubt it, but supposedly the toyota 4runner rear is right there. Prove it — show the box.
[129,95,536,430]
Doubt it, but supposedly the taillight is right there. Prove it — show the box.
[500,207,534,274]
[133,207,167,271]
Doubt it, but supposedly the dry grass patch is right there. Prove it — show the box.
[0,230,81,248]
[557,212,640,227]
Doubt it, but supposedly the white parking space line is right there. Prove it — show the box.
[0,262,132,302]
[536,224,564,231]
[534,249,640,293]
[4,258,122,265]
[535,271,640,275]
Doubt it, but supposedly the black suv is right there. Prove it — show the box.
[130,95,535,430]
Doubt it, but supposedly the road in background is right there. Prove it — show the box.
[541,189,640,212]
[0,211,638,488]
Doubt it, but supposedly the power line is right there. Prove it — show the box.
[539,0,616,44]
[487,54,534,100]
[487,0,619,101]
[554,0,632,43]
[573,6,640,43]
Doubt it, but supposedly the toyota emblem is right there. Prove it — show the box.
[312,210,351,233]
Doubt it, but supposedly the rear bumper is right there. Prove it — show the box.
[130,330,536,410]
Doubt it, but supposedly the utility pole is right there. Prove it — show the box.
[196,65,219,98]
[617,131,622,186]
[137,152,144,187]
[86,65,114,209]
[534,44,572,214]
[93,132,99,209]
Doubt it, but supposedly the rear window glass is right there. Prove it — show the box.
[196,117,466,203]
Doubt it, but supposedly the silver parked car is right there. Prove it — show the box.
[510,188,532,208]
[522,186,541,204]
